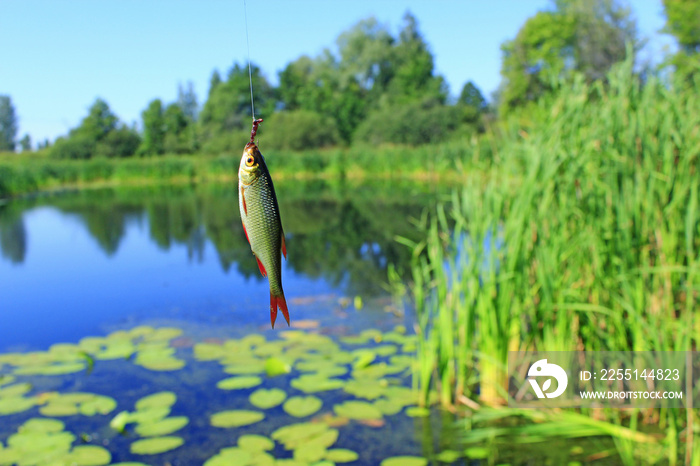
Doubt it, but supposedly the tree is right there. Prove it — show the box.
[459,81,487,110]
[177,81,198,122]
[499,0,639,114]
[51,98,137,159]
[162,103,191,154]
[662,0,700,79]
[0,95,18,152]
[139,99,165,155]
[208,70,222,97]
[19,134,31,152]
[198,62,275,152]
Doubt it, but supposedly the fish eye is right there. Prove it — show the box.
[245,156,255,167]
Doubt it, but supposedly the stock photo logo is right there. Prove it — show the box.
[527,359,568,399]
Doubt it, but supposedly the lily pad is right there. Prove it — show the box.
[435,449,462,463]
[326,448,360,463]
[130,436,184,455]
[204,447,253,466]
[290,374,344,393]
[249,388,287,409]
[0,382,31,398]
[293,442,326,463]
[405,406,430,418]
[128,407,172,425]
[135,391,177,411]
[40,402,80,417]
[62,445,112,465]
[333,400,383,420]
[271,422,333,450]
[210,410,264,428]
[343,378,387,400]
[79,395,117,415]
[135,416,189,437]
[373,399,404,416]
[0,396,37,415]
[217,376,262,390]
[264,357,291,376]
[19,418,65,433]
[283,396,323,418]
[380,456,428,466]
[238,434,275,452]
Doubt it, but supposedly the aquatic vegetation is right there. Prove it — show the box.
[0,323,458,464]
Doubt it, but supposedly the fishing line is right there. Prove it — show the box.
[243,0,256,120]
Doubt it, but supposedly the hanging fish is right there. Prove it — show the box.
[239,119,290,328]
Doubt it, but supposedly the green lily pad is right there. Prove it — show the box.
[210,410,264,428]
[352,349,376,369]
[326,448,360,463]
[373,345,398,357]
[0,396,37,415]
[217,376,262,390]
[40,402,80,417]
[130,436,184,455]
[435,449,462,463]
[238,434,275,452]
[19,418,65,433]
[290,374,344,393]
[0,375,16,387]
[79,395,117,415]
[193,343,227,361]
[373,398,404,416]
[135,391,177,411]
[333,400,383,420]
[110,411,131,432]
[249,388,287,409]
[134,352,185,371]
[271,422,333,450]
[464,446,490,459]
[380,456,428,466]
[283,396,323,418]
[264,357,291,376]
[204,447,253,466]
[62,445,112,465]
[0,382,31,398]
[110,463,151,466]
[293,442,326,463]
[135,416,189,437]
[343,378,387,400]
[405,406,430,418]
[128,407,171,425]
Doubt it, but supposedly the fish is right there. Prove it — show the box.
[238,125,289,328]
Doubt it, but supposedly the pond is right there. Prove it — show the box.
[0,180,466,465]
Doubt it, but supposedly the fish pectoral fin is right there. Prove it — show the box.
[240,186,247,215]
[281,230,287,259]
[256,257,267,277]
[270,293,290,328]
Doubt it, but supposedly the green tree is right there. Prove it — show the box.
[499,0,639,114]
[198,62,275,152]
[385,12,447,104]
[19,134,31,152]
[662,0,700,79]
[163,103,191,154]
[459,81,487,110]
[263,110,340,151]
[0,95,18,152]
[177,81,199,122]
[51,98,138,159]
[208,70,222,97]
[139,99,165,155]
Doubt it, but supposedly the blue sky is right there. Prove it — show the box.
[1,1,674,145]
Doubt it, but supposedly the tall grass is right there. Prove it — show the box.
[399,60,700,462]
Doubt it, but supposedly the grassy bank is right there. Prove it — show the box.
[0,137,493,199]
[397,61,700,463]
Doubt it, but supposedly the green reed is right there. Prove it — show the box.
[401,59,700,463]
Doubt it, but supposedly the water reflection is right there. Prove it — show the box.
[0,180,444,297]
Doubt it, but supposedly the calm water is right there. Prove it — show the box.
[0,180,468,465]
[0,180,443,351]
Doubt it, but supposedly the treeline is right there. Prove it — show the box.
[1,0,699,159]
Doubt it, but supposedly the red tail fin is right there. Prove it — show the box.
[269,293,290,328]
